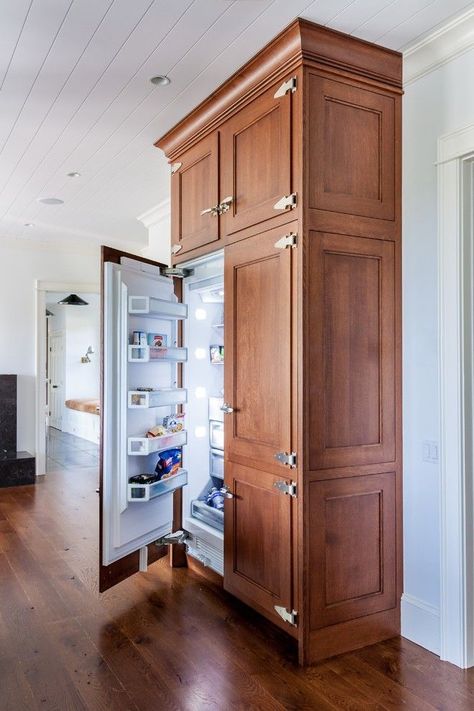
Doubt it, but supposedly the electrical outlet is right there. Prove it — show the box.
[422,440,439,463]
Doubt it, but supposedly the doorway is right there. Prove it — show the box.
[35,281,99,475]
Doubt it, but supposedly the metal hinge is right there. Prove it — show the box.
[274,76,297,99]
[160,266,193,278]
[273,480,297,497]
[274,605,298,626]
[171,162,182,174]
[274,232,297,249]
[171,244,182,255]
[154,530,189,546]
[274,451,297,469]
[273,193,297,211]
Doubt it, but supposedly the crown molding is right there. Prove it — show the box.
[137,199,170,229]
[403,7,474,86]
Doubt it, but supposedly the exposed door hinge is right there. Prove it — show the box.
[154,530,189,546]
[171,162,182,174]
[171,244,182,255]
[274,76,297,99]
[273,193,297,211]
[274,451,297,469]
[274,605,298,626]
[274,232,297,249]
[273,480,297,497]
[161,266,193,278]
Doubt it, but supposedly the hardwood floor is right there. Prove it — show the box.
[0,468,473,711]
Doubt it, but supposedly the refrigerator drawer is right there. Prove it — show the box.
[210,448,224,479]
[209,420,224,450]
[191,499,224,532]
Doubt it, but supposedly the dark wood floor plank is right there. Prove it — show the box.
[1,468,474,711]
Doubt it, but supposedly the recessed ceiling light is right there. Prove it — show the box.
[67,171,81,178]
[24,222,35,227]
[150,75,171,86]
[37,197,64,205]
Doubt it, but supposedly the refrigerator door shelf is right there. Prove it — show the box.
[128,388,187,409]
[128,430,187,455]
[128,469,188,502]
[128,345,188,362]
[129,295,188,320]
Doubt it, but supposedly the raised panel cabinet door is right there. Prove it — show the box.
[224,225,293,473]
[307,72,395,221]
[307,232,396,470]
[171,133,219,256]
[308,472,397,629]
[224,460,293,626]
[220,80,292,239]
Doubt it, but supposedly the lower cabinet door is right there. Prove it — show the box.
[224,460,293,626]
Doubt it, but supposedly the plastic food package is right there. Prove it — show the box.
[154,448,182,480]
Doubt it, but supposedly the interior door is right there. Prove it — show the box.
[223,226,295,627]
[49,330,65,430]
[100,247,187,592]
[171,133,219,258]
[219,78,293,240]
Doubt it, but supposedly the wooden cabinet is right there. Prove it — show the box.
[170,133,219,257]
[219,81,293,239]
[153,18,402,666]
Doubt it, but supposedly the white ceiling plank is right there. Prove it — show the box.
[326,0,396,36]
[353,0,436,44]
[376,0,474,49]
[0,0,32,88]
[0,0,73,150]
[0,0,159,212]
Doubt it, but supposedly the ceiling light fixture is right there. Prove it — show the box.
[58,294,89,306]
[67,171,81,178]
[150,75,171,86]
[37,197,64,205]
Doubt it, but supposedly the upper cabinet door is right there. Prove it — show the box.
[220,79,293,240]
[171,133,219,258]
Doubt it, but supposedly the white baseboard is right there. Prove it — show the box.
[401,593,440,655]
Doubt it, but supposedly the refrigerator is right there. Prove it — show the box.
[101,247,225,591]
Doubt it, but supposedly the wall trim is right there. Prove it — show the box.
[438,123,474,668]
[401,594,440,655]
[403,7,474,85]
[137,198,170,230]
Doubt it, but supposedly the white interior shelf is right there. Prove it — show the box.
[128,388,187,409]
[129,295,187,320]
[128,430,187,455]
[128,345,188,362]
[128,469,188,502]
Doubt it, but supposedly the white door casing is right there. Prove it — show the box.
[438,124,474,668]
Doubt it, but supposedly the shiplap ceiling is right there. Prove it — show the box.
[1,0,473,251]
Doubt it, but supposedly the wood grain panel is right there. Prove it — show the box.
[309,472,396,630]
[307,232,395,470]
[171,133,219,256]
[224,460,293,623]
[307,72,395,221]
[224,225,293,473]
[220,81,292,239]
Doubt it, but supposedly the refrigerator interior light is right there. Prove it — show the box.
[195,308,207,320]
[195,386,207,399]
[194,347,207,360]
[194,426,207,438]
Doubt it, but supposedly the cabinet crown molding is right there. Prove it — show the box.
[154,18,402,160]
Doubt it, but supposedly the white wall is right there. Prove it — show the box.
[0,241,101,455]
[403,44,474,653]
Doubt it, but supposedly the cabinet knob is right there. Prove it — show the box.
[200,205,219,217]
[218,196,233,213]
[220,402,234,414]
